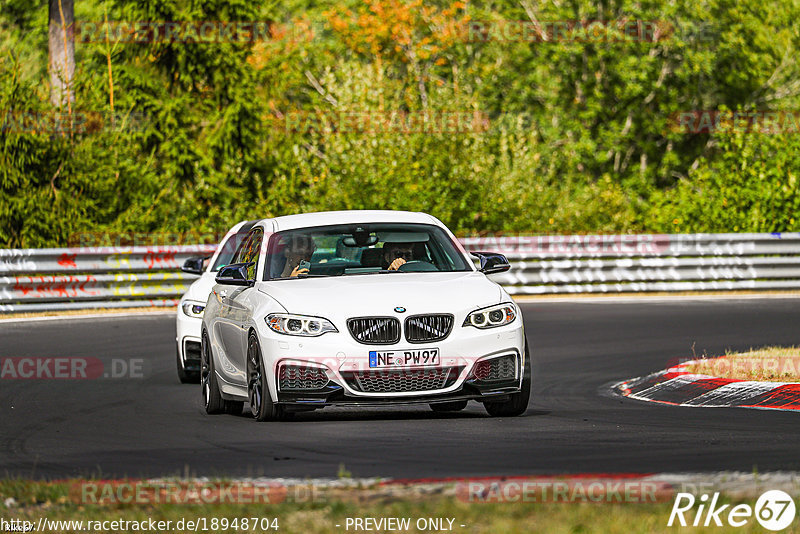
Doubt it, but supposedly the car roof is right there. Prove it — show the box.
[226,219,255,235]
[234,219,258,234]
[262,210,441,232]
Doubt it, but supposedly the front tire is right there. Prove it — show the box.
[484,339,532,417]
[177,343,200,384]
[201,331,225,414]
[247,333,292,422]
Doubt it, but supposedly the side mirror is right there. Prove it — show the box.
[181,256,207,276]
[215,262,254,287]
[471,252,511,275]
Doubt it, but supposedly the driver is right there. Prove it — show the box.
[382,242,414,271]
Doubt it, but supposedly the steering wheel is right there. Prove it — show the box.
[397,261,438,272]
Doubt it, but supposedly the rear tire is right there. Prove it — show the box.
[484,339,531,417]
[430,400,468,412]
[247,333,292,422]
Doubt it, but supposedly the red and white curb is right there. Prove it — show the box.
[613,362,800,411]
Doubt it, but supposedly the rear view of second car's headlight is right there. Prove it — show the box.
[266,313,338,337]
[463,303,517,329]
[182,301,206,318]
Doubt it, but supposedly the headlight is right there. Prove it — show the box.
[266,313,338,337]
[463,303,517,329]
[181,301,206,318]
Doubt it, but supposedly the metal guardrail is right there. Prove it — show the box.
[1,233,800,312]
[462,233,800,294]
[0,245,215,312]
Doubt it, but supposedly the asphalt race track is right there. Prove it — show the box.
[2,297,800,480]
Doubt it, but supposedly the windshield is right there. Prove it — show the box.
[264,223,471,280]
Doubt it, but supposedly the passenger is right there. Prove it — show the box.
[280,235,316,277]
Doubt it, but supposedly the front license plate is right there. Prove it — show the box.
[369,348,440,368]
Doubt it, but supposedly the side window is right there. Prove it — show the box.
[232,233,254,265]
[241,228,263,280]
[212,223,256,272]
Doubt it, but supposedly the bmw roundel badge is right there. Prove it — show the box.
[394,306,406,313]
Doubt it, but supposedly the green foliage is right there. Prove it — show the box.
[2,0,800,247]
[649,122,800,233]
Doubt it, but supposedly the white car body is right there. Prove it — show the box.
[175,220,255,382]
[201,210,529,419]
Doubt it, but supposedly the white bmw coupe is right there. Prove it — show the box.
[201,210,530,421]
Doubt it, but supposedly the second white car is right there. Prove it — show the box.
[175,220,256,383]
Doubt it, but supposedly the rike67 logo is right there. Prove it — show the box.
[669,490,796,531]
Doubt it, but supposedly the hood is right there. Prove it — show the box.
[258,271,504,321]
[182,272,217,303]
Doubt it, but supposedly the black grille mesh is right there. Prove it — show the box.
[347,317,401,344]
[343,367,461,393]
[278,365,329,390]
[404,314,454,343]
[472,354,518,381]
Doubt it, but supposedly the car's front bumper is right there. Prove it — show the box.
[275,381,521,408]
[176,308,203,372]
[256,318,526,406]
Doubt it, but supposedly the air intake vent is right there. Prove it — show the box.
[278,364,329,390]
[472,354,518,382]
[404,314,454,343]
[347,317,401,345]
